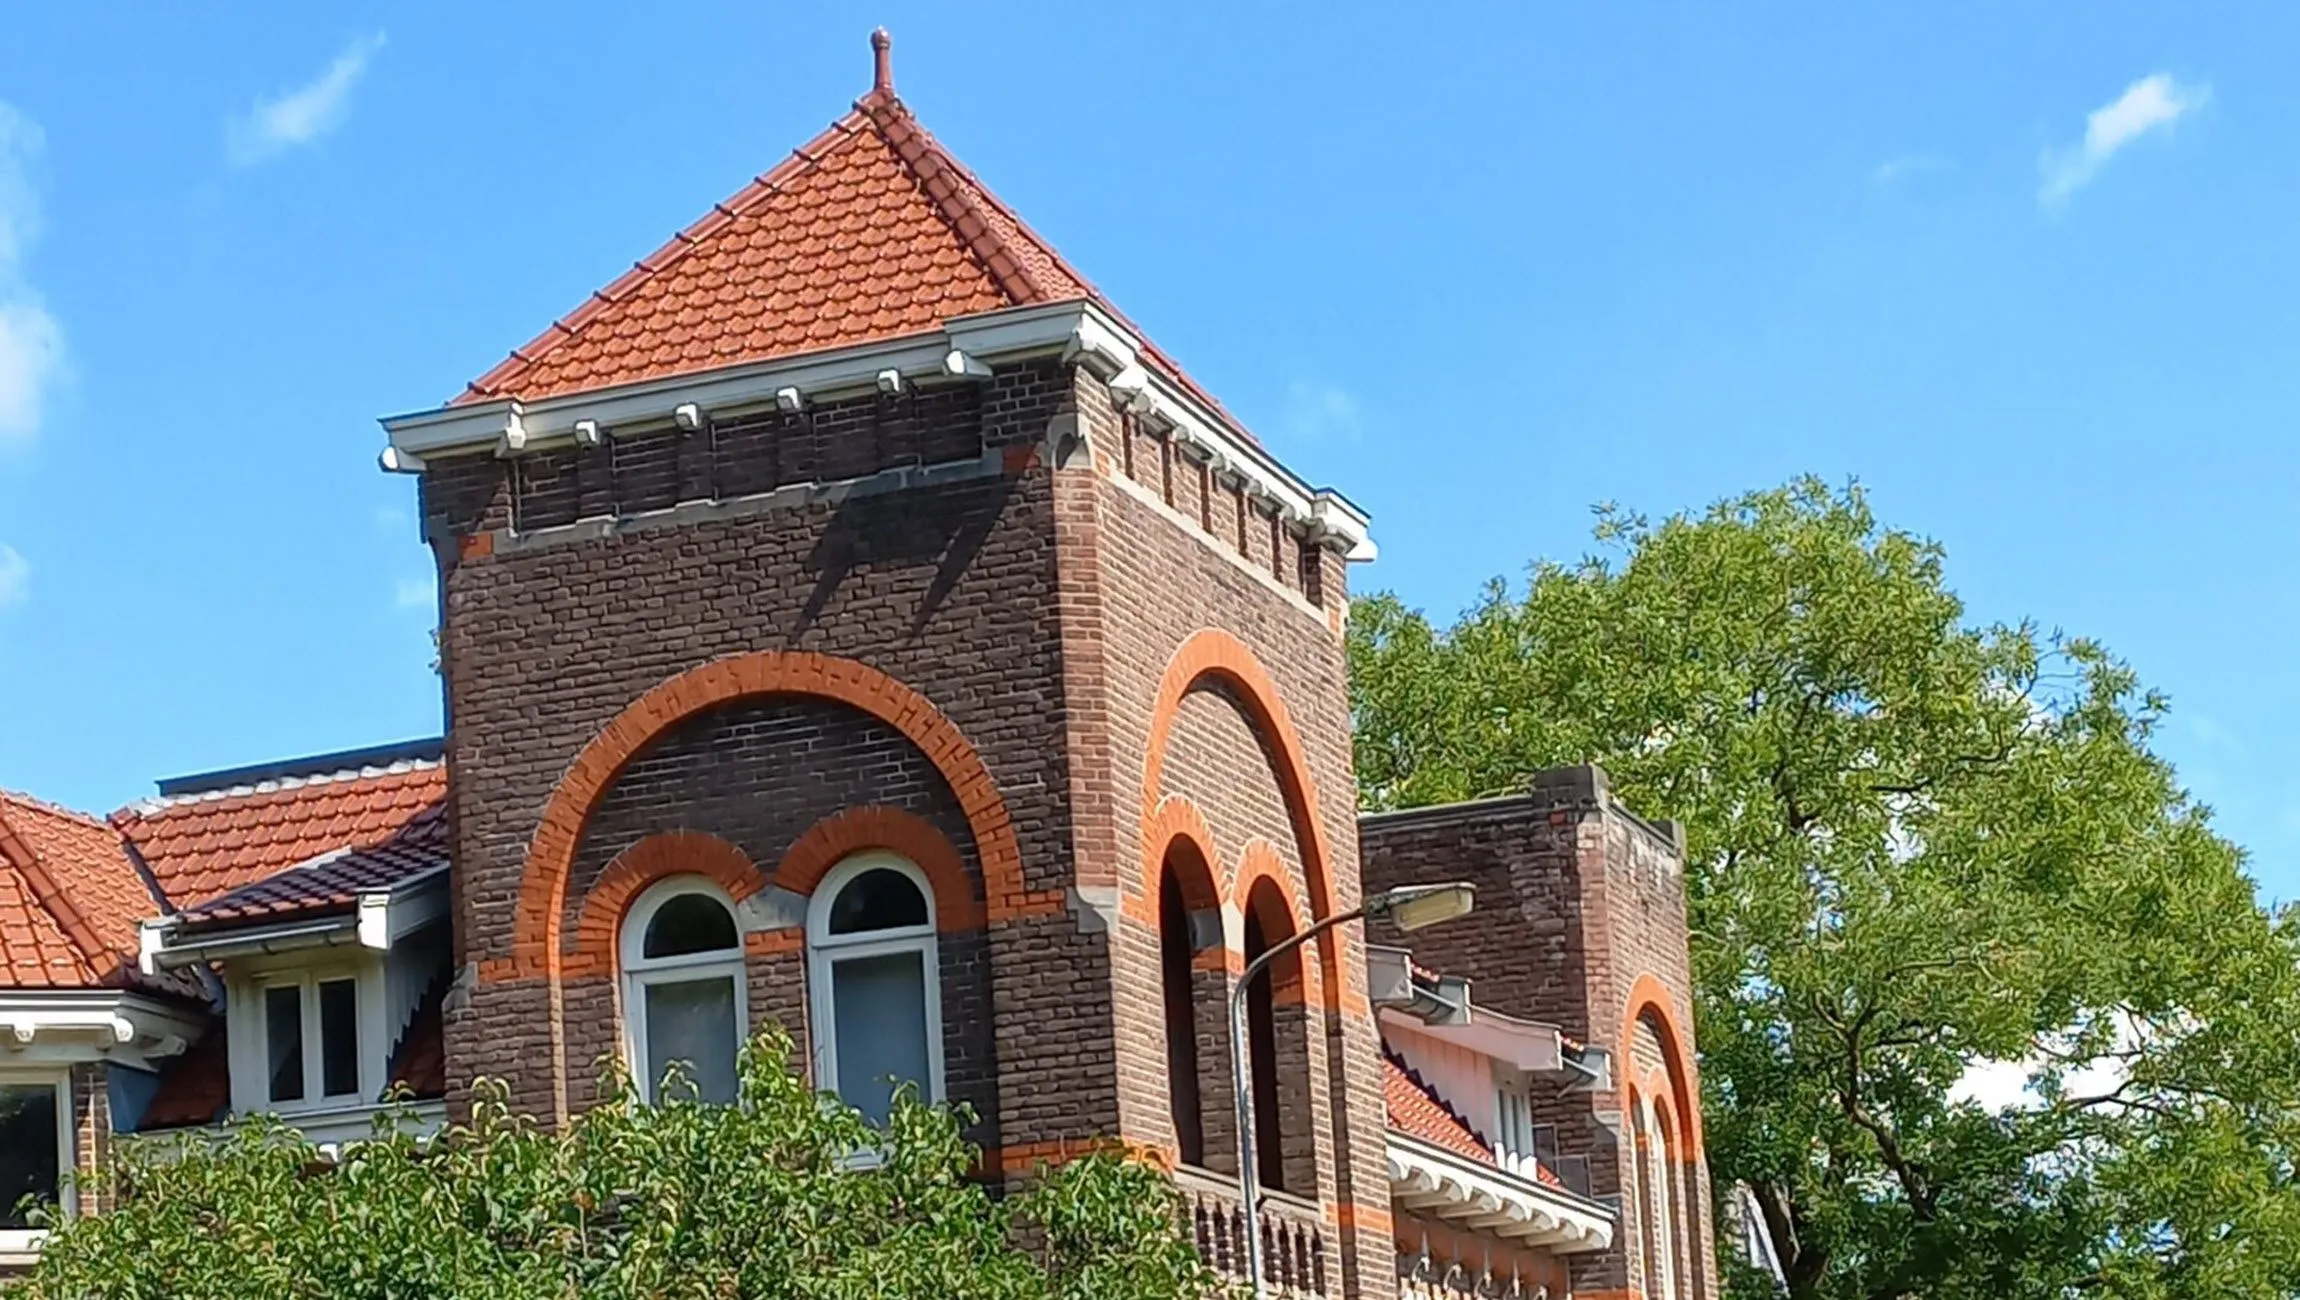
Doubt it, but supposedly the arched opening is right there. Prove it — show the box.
[620,875,747,1104]
[806,851,943,1127]
[1158,860,1206,1167]
[1240,875,1308,1195]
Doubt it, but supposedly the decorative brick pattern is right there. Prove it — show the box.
[566,829,766,979]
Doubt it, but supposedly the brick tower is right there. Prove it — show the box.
[384,31,1394,1298]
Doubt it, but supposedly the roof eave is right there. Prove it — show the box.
[380,299,1375,560]
[142,867,448,971]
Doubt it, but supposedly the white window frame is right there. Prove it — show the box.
[620,874,749,1104]
[226,954,387,1118]
[805,851,945,1115]
[0,1069,72,1260]
[1491,1072,1538,1179]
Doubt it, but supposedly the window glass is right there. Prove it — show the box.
[319,978,360,1098]
[643,893,739,959]
[0,1084,58,1230]
[643,976,740,1103]
[266,984,305,1103]
[827,868,929,935]
[829,950,930,1124]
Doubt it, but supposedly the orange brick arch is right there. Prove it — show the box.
[1621,972,1704,1154]
[566,830,766,979]
[772,805,984,933]
[1140,629,1347,1007]
[1233,839,1316,1004]
[510,649,1062,983]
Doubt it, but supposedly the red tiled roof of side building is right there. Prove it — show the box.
[113,761,446,912]
[0,792,168,990]
[139,1026,231,1130]
[173,804,447,930]
[1383,1054,1494,1165]
[450,36,1247,444]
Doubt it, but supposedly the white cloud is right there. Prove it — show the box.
[2040,73,2208,207]
[393,575,433,611]
[227,32,387,167]
[0,102,63,445]
[1282,379,1363,442]
[1870,154,1948,187]
[0,544,26,608]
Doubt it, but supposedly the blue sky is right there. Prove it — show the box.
[1,5,2293,900]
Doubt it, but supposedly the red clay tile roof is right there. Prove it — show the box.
[0,792,167,990]
[139,1027,230,1130]
[1383,1053,1493,1165]
[388,982,445,1101]
[114,761,446,913]
[452,38,1243,441]
[173,805,447,931]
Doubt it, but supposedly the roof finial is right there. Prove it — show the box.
[871,28,894,96]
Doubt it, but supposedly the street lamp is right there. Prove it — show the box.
[1229,881,1475,1299]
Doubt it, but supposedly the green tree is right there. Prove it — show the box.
[1349,478,2300,1300]
[22,1027,1221,1300]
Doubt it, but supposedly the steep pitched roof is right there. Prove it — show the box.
[114,757,446,913]
[0,792,166,989]
[453,32,1237,435]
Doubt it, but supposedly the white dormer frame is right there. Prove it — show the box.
[378,300,1376,562]
[224,949,391,1119]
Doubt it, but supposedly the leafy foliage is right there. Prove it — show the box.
[22,1028,1222,1300]
[1349,478,2300,1300]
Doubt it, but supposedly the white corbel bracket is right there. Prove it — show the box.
[572,418,606,448]
[1106,364,1160,416]
[1060,315,1132,380]
[493,411,528,458]
[875,368,905,395]
[672,402,704,433]
[775,386,806,413]
[378,446,427,474]
[942,348,993,380]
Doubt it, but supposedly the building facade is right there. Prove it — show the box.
[0,33,1717,1298]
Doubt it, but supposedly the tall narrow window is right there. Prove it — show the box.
[1242,909,1287,1192]
[0,1078,66,1238]
[1494,1079,1537,1179]
[1642,1097,1679,1300]
[1158,866,1205,1166]
[622,877,746,1104]
[807,853,942,1127]
[265,984,305,1103]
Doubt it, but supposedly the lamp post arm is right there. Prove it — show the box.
[1230,903,1365,1300]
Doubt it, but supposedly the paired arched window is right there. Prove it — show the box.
[1241,902,1290,1192]
[806,852,944,1126]
[616,853,946,1124]
[621,876,747,1104]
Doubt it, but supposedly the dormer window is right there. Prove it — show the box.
[227,960,389,1118]
[621,876,747,1104]
[261,974,363,1105]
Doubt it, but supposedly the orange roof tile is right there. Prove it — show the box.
[115,762,447,912]
[1383,1054,1494,1165]
[0,792,166,990]
[453,33,1244,440]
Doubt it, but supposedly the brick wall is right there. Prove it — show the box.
[1358,767,1719,1299]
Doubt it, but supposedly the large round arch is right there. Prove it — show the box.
[1139,629,1348,1008]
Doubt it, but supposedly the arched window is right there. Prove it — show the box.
[621,876,746,1104]
[807,852,943,1127]
[1158,861,1206,1166]
[1241,904,1288,1193]
[1643,1095,1679,1300]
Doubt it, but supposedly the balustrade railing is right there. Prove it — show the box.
[1172,1164,1330,1297]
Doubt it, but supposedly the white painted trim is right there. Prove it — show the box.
[142,868,447,973]
[1386,1133,1615,1253]
[154,1098,449,1155]
[619,876,748,1105]
[804,852,946,1119]
[377,299,1375,561]
[1378,1003,1564,1075]
[229,959,382,1117]
[0,992,203,1069]
[0,1067,73,1257]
